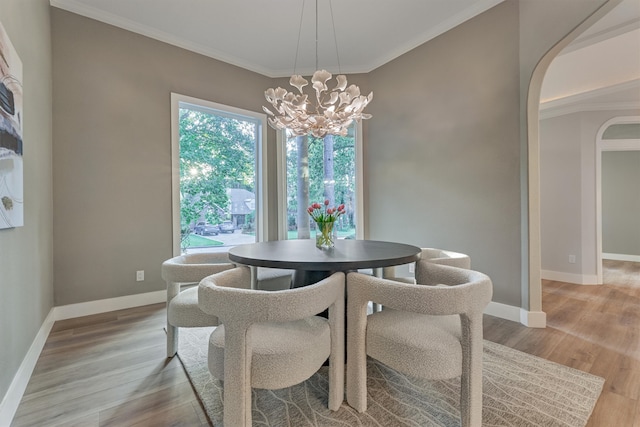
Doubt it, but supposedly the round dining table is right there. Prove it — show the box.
[228,239,421,288]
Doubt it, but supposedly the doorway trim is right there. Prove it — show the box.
[595,116,640,283]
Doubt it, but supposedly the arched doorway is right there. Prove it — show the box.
[526,0,625,327]
[596,117,640,283]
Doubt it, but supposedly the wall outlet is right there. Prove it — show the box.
[136,270,145,281]
[568,255,576,264]
[408,263,415,273]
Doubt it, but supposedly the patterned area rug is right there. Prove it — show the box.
[178,327,604,426]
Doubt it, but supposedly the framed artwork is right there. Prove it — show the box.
[0,20,23,229]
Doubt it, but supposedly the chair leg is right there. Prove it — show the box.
[328,299,345,411]
[166,281,180,358]
[166,323,178,358]
[223,325,253,427]
[346,301,368,412]
[460,319,484,427]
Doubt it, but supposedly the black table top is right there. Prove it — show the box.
[228,239,421,272]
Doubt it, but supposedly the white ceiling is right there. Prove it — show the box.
[50,0,506,77]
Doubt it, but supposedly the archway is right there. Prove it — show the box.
[525,0,623,327]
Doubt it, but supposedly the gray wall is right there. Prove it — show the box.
[0,0,53,403]
[540,109,640,277]
[51,9,282,305]
[540,114,584,275]
[367,1,522,306]
[365,0,612,307]
[602,151,640,256]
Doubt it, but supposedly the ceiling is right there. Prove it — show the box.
[50,0,639,103]
[50,0,506,77]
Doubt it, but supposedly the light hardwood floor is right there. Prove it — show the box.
[11,260,639,426]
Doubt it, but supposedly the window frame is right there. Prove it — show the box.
[170,93,269,255]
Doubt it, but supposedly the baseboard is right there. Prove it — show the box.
[541,270,599,285]
[484,301,521,323]
[520,309,547,328]
[0,290,166,426]
[484,301,547,328]
[602,253,640,262]
[0,309,56,426]
[53,290,166,321]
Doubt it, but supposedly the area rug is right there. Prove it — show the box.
[177,327,604,426]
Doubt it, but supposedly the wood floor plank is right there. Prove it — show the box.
[20,354,183,408]
[23,343,166,397]
[49,412,100,427]
[587,391,637,427]
[12,356,189,426]
[97,381,201,427]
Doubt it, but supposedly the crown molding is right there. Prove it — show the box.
[540,79,640,119]
[50,0,278,77]
[562,18,640,55]
[366,0,505,72]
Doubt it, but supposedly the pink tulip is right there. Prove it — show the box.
[338,204,345,211]
[307,207,313,213]
[327,208,334,215]
[324,199,330,206]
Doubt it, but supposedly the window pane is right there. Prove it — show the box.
[178,104,258,251]
[285,126,357,240]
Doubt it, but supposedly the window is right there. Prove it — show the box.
[171,94,268,255]
[277,123,364,240]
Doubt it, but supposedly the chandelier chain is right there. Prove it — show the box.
[315,0,319,71]
[328,0,341,74]
[293,0,306,75]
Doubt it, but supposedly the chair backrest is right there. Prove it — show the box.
[161,252,234,284]
[199,267,345,326]
[382,247,471,280]
[420,248,471,269]
[350,261,492,318]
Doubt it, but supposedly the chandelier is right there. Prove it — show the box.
[263,0,372,138]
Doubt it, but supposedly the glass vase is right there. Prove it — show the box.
[315,220,337,249]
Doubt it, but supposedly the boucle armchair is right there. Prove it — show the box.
[199,267,345,427]
[161,252,236,358]
[346,260,492,427]
[383,247,471,284]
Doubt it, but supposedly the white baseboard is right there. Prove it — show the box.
[541,270,599,285]
[53,290,166,321]
[484,301,547,328]
[520,310,547,328]
[603,253,640,262]
[0,290,166,426]
[484,301,521,323]
[0,309,56,427]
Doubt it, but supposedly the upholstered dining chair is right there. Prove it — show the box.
[383,247,471,284]
[161,252,236,358]
[346,260,492,427]
[199,267,345,427]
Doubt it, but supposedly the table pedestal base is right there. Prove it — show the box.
[291,270,333,288]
